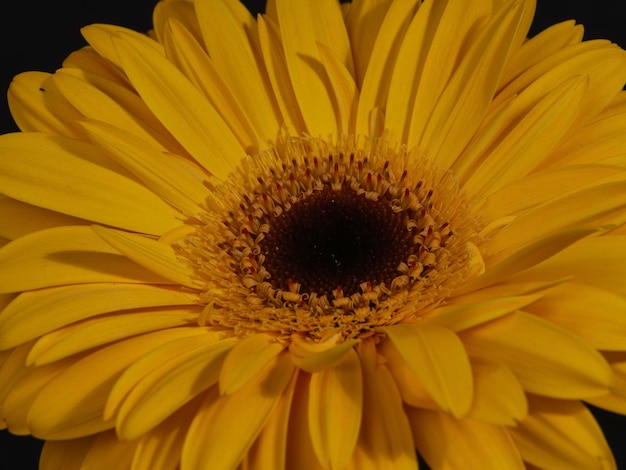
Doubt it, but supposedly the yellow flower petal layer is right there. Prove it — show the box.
[0,133,181,235]
[460,311,612,398]
[348,342,416,470]
[511,397,616,469]
[92,226,200,289]
[0,284,197,349]
[383,323,473,417]
[407,407,524,470]
[308,348,362,470]
[112,32,245,179]
[0,227,171,294]
[182,353,295,470]
[219,333,286,395]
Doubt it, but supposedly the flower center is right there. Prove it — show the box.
[260,186,415,297]
[182,136,482,342]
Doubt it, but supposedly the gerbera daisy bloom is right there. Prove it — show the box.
[2,0,626,468]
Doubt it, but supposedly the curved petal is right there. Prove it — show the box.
[219,333,286,395]
[0,226,172,294]
[0,284,197,350]
[308,348,363,470]
[460,311,612,398]
[181,352,295,470]
[406,407,525,470]
[511,397,616,469]
[383,323,473,417]
[92,226,201,289]
[40,435,96,470]
[0,133,181,235]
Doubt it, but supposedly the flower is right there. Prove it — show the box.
[1,0,626,468]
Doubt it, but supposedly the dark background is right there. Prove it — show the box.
[0,1,625,468]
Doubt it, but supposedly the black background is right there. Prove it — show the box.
[0,1,625,468]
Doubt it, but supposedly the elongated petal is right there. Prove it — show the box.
[82,120,211,215]
[7,72,84,138]
[407,407,525,470]
[460,311,612,398]
[308,348,362,470]
[194,0,280,140]
[0,226,171,294]
[355,0,419,136]
[115,336,237,440]
[527,282,626,350]
[80,430,138,470]
[27,327,209,440]
[0,284,197,349]
[511,397,616,469]
[349,342,417,470]
[0,196,86,240]
[290,335,359,373]
[274,0,343,135]
[27,307,201,366]
[112,32,245,179]
[467,359,527,425]
[0,133,181,235]
[243,370,298,470]
[92,226,200,289]
[182,353,295,470]
[40,436,95,470]
[383,323,473,417]
[219,333,286,394]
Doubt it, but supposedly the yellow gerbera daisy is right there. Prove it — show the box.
[2,0,626,468]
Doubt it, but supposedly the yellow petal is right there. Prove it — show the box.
[194,0,280,140]
[81,24,164,70]
[460,311,612,398]
[406,407,525,470]
[414,2,524,164]
[0,195,86,240]
[7,72,84,138]
[274,0,345,136]
[317,42,359,134]
[153,0,202,45]
[308,348,362,470]
[115,336,237,440]
[257,16,306,133]
[27,307,202,366]
[285,373,325,470]
[290,334,359,373]
[40,436,95,470]
[26,327,211,440]
[53,68,185,155]
[467,359,527,426]
[219,333,286,395]
[243,370,298,470]
[81,120,211,215]
[348,342,417,470]
[0,226,172,294]
[0,133,181,235]
[527,282,626,351]
[355,0,419,136]
[112,32,245,178]
[457,226,599,295]
[80,430,139,470]
[511,397,616,469]
[426,294,541,332]
[105,329,227,420]
[162,18,262,153]
[383,323,473,417]
[484,181,626,256]
[509,235,626,297]
[182,353,295,470]
[0,283,197,350]
[92,225,200,289]
[482,164,625,220]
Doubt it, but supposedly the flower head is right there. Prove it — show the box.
[1,0,626,468]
